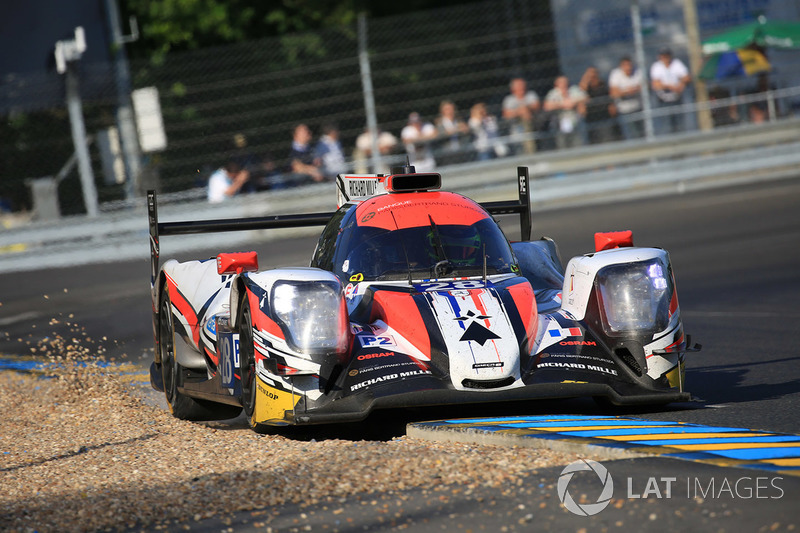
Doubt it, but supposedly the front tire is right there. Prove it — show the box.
[239,297,269,433]
[160,289,241,421]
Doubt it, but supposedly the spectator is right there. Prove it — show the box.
[314,123,347,180]
[501,77,540,154]
[207,159,250,203]
[401,112,437,172]
[435,100,471,164]
[286,123,324,185]
[650,48,691,134]
[580,66,617,144]
[544,75,587,150]
[708,86,740,127]
[354,127,398,173]
[746,73,775,124]
[609,56,644,140]
[468,102,507,161]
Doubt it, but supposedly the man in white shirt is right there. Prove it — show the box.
[501,78,540,154]
[207,159,249,203]
[650,48,691,134]
[401,112,437,172]
[543,75,587,150]
[609,56,644,140]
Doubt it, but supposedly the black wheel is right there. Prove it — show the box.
[160,289,241,421]
[239,297,269,433]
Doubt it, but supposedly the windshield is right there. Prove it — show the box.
[334,218,517,282]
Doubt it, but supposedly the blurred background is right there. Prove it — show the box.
[1,0,799,220]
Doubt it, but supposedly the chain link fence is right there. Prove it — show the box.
[2,0,799,219]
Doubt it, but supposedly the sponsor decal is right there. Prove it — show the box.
[354,361,426,375]
[454,310,500,346]
[349,179,378,198]
[560,340,597,346]
[357,351,395,360]
[473,362,504,369]
[204,318,217,336]
[538,361,617,376]
[417,280,490,292]
[350,369,432,391]
[344,283,358,300]
[361,212,376,223]
[358,335,396,348]
[351,324,365,334]
[548,326,582,339]
[350,273,364,282]
[342,259,350,272]
[349,369,359,377]
[256,382,282,401]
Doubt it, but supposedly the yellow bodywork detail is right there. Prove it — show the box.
[251,378,299,425]
[770,458,800,467]
[666,360,685,389]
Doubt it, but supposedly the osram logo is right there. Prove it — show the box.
[560,340,596,346]
[357,352,395,361]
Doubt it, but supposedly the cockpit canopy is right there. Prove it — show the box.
[312,191,518,283]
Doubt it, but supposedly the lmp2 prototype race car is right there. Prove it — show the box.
[147,166,699,431]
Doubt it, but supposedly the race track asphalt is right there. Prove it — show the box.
[1,176,799,530]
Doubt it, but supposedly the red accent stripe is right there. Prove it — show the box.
[165,274,200,347]
[247,291,285,340]
[506,282,538,344]
[205,346,219,366]
[370,291,431,358]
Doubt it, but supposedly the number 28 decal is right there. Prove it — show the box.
[417,280,490,292]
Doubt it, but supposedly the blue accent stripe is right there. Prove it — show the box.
[629,436,800,446]
[667,448,800,461]
[496,420,679,428]
[564,426,748,437]
[442,416,604,424]
[441,292,465,330]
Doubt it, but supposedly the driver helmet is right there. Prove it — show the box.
[428,224,483,265]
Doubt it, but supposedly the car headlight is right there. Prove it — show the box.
[595,258,672,336]
[271,281,348,353]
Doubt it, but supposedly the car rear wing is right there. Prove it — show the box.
[148,166,531,286]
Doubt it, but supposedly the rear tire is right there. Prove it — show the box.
[239,297,269,433]
[160,289,241,421]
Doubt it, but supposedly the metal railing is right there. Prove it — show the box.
[1,117,798,274]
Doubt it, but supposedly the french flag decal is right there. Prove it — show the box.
[548,326,582,339]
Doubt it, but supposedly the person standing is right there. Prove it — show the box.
[501,77,540,154]
[650,48,691,134]
[435,100,471,164]
[314,123,347,180]
[544,75,587,150]
[468,102,507,161]
[401,112,437,172]
[286,123,324,185]
[609,56,644,140]
[580,66,617,144]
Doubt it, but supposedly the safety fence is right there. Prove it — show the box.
[1,116,798,275]
[1,0,799,219]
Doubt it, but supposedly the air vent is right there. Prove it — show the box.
[615,347,643,376]
[461,376,516,390]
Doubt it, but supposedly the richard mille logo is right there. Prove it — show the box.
[454,310,500,346]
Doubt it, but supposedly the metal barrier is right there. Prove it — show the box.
[1,118,798,274]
